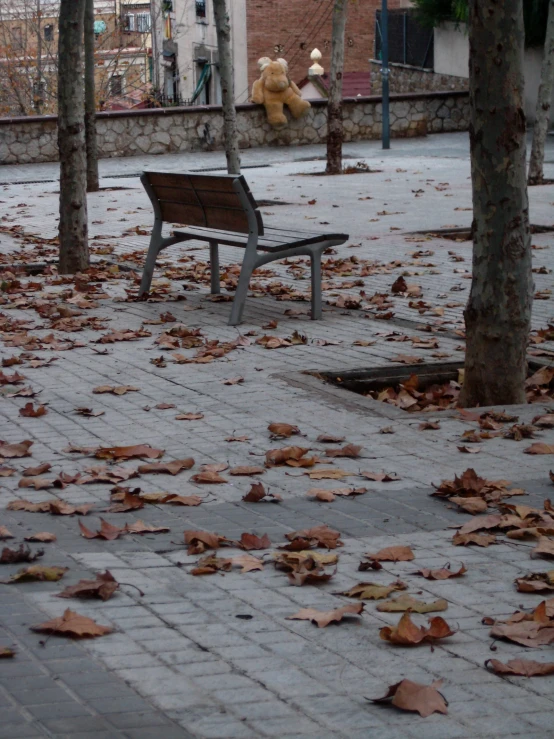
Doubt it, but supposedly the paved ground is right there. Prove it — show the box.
[1,132,554,738]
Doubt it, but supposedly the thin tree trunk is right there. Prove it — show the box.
[528,0,554,185]
[213,0,241,175]
[58,0,89,274]
[326,0,348,175]
[35,0,42,114]
[84,0,99,192]
[460,0,532,407]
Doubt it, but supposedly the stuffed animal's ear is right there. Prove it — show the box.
[258,56,271,71]
[277,58,289,71]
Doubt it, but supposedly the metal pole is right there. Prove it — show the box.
[381,0,390,150]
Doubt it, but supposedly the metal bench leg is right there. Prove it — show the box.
[139,220,163,297]
[228,251,257,326]
[209,241,220,294]
[310,249,323,320]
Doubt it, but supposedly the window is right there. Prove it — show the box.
[109,74,123,96]
[44,25,54,42]
[196,1,206,19]
[12,27,23,50]
[124,13,151,32]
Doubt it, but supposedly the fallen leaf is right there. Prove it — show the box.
[229,466,265,476]
[92,385,139,395]
[360,471,400,482]
[525,443,554,455]
[393,355,424,365]
[532,537,554,559]
[231,554,264,573]
[365,546,414,562]
[340,581,406,601]
[95,444,164,461]
[107,492,144,513]
[459,514,502,535]
[74,407,105,417]
[184,530,229,555]
[18,476,55,490]
[419,421,441,431]
[57,571,119,601]
[24,532,56,543]
[317,434,345,443]
[0,440,33,458]
[377,594,448,613]
[223,376,244,385]
[0,465,16,476]
[30,608,112,638]
[452,532,496,547]
[5,565,67,583]
[137,458,194,475]
[175,412,204,421]
[287,603,363,628]
[268,423,301,439]
[242,482,281,503]
[22,462,51,476]
[78,519,126,541]
[0,526,14,540]
[533,414,554,428]
[324,444,362,459]
[19,403,47,418]
[0,647,15,658]
[125,520,169,534]
[238,533,271,550]
[307,487,367,502]
[191,555,233,576]
[380,612,455,646]
[457,446,481,454]
[286,525,343,549]
[191,471,228,484]
[139,493,202,506]
[1,544,44,564]
[415,563,467,580]
[225,435,250,442]
[265,446,310,467]
[490,620,554,648]
[516,571,554,593]
[486,658,554,677]
[306,468,351,480]
[450,496,488,515]
[371,679,448,717]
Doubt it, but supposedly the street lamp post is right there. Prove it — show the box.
[381,0,390,150]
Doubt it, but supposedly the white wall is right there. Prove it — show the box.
[434,22,554,124]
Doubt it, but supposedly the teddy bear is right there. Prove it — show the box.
[251,57,311,128]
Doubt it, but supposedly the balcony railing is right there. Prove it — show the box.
[196,1,206,19]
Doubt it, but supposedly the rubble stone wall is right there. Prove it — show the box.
[0,92,470,166]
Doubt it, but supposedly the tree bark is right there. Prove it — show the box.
[35,0,43,115]
[326,0,349,175]
[213,0,241,175]
[84,0,99,192]
[460,0,533,407]
[528,0,554,185]
[58,0,89,274]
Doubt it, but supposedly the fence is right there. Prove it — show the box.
[375,9,434,69]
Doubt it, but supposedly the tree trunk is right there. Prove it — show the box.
[213,0,241,175]
[460,0,532,407]
[35,0,43,115]
[84,0,99,192]
[528,0,554,185]
[326,0,349,175]
[58,0,89,274]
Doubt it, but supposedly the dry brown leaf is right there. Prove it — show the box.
[229,466,265,476]
[30,608,112,638]
[238,532,271,550]
[1,544,44,564]
[191,555,233,576]
[137,458,194,475]
[486,658,554,677]
[449,496,488,515]
[0,526,14,540]
[516,571,554,593]
[317,434,346,443]
[0,440,33,458]
[525,443,554,455]
[19,402,47,418]
[490,620,554,648]
[223,376,244,385]
[307,487,367,502]
[74,407,105,417]
[380,612,455,646]
[191,471,228,484]
[268,423,300,438]
[57,571,119,601]
[340,581,406,601]
[242,482,281,503]
[286,603,363,628]
[22,462,51,476]
[265,446,310,467]
[360,471,400,482]
[231,554,264,573]
[184,530,229,555]
[393,355,424,365]
[306,468,351,480]
[175,412,204,421]
[95,444,164,461]
[0,465,16,476]
[532,537,554,559]
[415,563,467,580]
[325,444,362,459]
[18,477,55,490]
[78,519,126,541]
[140,493,202,506]
[371,679,448,717]
[24,532,56,543]
[377,594,448,614]
[459,514,502,535]
[107,492,144,513]
[125,520,169,534]
[286,525,343,549]
[92,385,139,395]
[533,414,554,428]
[452,532,497,547]
[0,647,15,658]
[5,565,67,583]
[365,546,414,562]
[419,421,441,430]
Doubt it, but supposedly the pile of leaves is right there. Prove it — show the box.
[365,374,461,413]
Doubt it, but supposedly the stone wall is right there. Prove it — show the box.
[0,92,470,166]
[369,60,469,95]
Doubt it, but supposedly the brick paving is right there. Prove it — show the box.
[1,133,554,737]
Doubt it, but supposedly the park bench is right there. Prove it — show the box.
[139,171,349,325]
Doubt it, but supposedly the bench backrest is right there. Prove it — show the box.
[142,171,263,236]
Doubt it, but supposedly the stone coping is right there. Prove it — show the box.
[0,89,470,126]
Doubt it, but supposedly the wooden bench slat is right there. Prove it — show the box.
[155,186,245,210]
